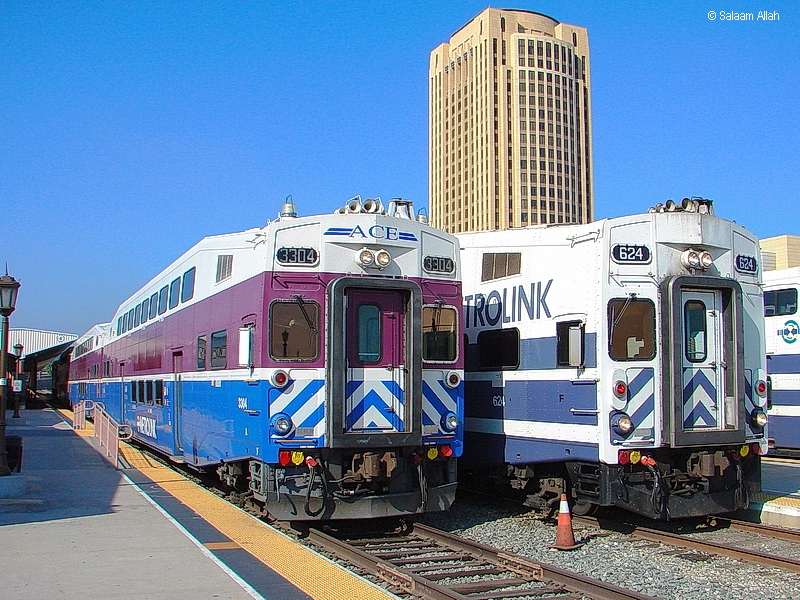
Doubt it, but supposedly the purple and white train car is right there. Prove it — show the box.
[69,197,464,520]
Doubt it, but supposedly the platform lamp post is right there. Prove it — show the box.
[12,343,23,419]
[0,270,21,476]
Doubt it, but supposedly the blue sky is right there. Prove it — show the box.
[2,1,798,336]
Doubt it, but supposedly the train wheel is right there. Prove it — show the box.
[571,500,598,517]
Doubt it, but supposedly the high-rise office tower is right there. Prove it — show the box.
[429,8,593,232]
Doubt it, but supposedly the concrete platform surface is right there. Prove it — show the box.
[0,409,272,599]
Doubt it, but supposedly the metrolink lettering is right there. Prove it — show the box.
[349,225,400,240]
[464,280,552,328]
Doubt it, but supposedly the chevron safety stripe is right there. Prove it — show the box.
[682,368,718,429]
[345,375,405,432]
[269,378,326,439]
[422,375,460,434]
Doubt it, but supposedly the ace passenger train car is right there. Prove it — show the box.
[69,197,464,520]
[458,199,768,519]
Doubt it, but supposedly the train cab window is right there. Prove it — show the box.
[422,305,458,362]
[181,267,196,303]
[197,335,207,370]
[168,277,181,310]
[557,320,584,367]
[608,297,656,361]
[149,292,159,319]
[269,299,320,361]
[684,300,707,362]
[357,304,382,363]
[210,330,227,369]
[764,288,797,317]
[158,285,169,315]
[477,328,520,369]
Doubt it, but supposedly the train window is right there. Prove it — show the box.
[168,277,181,310]
[134,304,141,328]
[557,320,584,367]
[684,300,707,362]
[145,379,153,405]
[149,292,158,319]
[764,288,797,317]
[210,330,227,369]
[117,316,124,335]
[608,297,656,361]
[155,380,164,406]
[127,309,135,331]
[477,328,520,369]
[269,300,320,361]
[181,267,196,303]
[422,305,458,362]
[481,252,522,282]
[141,298,149,324]
[357,304,382,363]
[216,254,233,282]
[103,361,110,377]
[197,335,207,370]
[158,285,168,314]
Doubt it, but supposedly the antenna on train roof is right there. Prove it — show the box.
[280,195,297,219]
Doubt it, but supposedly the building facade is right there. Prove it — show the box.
[760,235,800,271]
[429,8,593,233]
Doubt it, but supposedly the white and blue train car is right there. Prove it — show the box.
[763,267,800,453]
[69,197,464,520]
[458,199,767,519]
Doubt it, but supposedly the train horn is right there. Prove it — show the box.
[362,197,383,213]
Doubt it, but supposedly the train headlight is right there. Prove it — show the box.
[680,249,713,270]
[270,413,294,436]
[681,249,701,269]
[750,408,768,429]
[441,411,459,432]
[375,249,392,268]
[271,370,290,388]
[444,371,461,388]
[611,412,634,436]
[356,248,374,267]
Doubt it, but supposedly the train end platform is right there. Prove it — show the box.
[742,457,800,530]
[0,408,395,600]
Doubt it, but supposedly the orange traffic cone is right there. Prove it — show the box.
[548,493,583,551]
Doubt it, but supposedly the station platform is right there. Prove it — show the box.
[745,456,800,529]
[0,408,395,600]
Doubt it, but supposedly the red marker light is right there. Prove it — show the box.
[618,450,630,465]
[279,450,291,466]
[614,380,627,398]
[440,445,453,457]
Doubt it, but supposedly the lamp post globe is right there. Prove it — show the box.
[0,271,21,476]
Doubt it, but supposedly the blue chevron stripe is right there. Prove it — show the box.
[273,379,325,418]
[345,389,404,430]
[627,368,653,400]
[683,369,716,404]
[683,369,718,427]
[683,401,717,428]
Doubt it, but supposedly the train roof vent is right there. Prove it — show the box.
[387,198,414,220]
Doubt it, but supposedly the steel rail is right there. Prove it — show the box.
[308,523,658,600]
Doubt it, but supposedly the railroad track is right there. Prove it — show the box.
[307,522,657,600]
[575,514,800,573]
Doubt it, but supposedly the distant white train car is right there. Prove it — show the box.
[458,199,767,519]
[763,267,800,453]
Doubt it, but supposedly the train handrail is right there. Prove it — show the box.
[74,400,127,469]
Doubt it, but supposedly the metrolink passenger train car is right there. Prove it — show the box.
[458,199,768,519]
[763,267,800,454]
[69,197,464,520]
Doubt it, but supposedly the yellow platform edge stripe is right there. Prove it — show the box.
[116,444,393,600]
